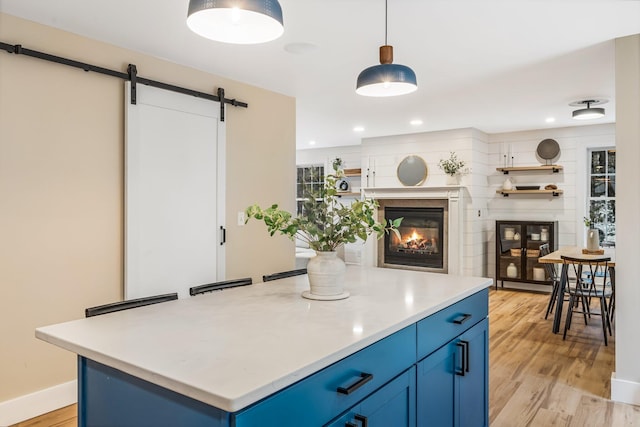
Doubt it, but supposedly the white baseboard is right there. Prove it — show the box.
[0,381,77,426]
[611,372,640,406]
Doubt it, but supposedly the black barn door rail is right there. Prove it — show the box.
[1,41,248,121]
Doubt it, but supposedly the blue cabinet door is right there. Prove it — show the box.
[327,367,416,427]
[416,340,456,427]
[417,318,488,427]
[458,319,489,427]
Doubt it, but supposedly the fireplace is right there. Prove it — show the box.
[377,199,448,273]
[384,207,444,269]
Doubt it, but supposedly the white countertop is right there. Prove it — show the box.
[36,266,492,412]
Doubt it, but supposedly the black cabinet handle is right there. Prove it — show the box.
[455,342,466,376]
[220,226,226,246]
[337,372,373,395]
[345,423,357,427]
[355,414,368,427]
[453,313,472,324]
[460,340,470,373]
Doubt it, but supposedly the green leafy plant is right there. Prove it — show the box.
[246,164,402,252]
[583,216,593,228]
[438,152,467,176]
[331,157,343,171]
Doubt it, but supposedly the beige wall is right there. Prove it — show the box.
[0,13,295,402]
[614,35,640,394]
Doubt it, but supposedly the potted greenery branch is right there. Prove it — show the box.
[438,152,467,185]
[246,163,401,300]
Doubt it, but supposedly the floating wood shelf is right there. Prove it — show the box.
[496,165,563,174]
[343,168,361,177]
[496,189,563,197]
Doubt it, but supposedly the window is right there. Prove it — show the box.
[296,165,324,216]
[587,149,615,246]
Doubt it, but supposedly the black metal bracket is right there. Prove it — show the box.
[127,64,137,105]
[217,88,225,122]
[1,40,248,116]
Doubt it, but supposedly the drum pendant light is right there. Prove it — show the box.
[187,0,284,44]
[356,0,417,97]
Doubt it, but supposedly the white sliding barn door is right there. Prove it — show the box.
[125,82,225,299]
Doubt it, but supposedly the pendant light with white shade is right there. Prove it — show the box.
[570,99,607,120]
[187,0,284,44]
[356,0,417,97]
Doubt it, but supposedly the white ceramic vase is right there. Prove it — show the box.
[304,251,348,300]
[446,174,460,185]
[506,262,518,278]
[586,228,599,251]
[502,177,513,190]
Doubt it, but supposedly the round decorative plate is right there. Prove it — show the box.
[536,139,560,160]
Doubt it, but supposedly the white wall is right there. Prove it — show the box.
[611,33,640,406]
[487,124,616,289]
[297,124,616,283]
[298,128,491,276]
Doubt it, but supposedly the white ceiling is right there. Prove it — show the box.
[2,1,639,149]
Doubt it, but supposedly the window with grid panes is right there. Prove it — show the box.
[588,148,615,246]
[296,165,324,216]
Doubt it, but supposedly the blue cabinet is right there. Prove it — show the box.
[417,318,489,427]
[327,367,416,427]
[77,289,488,427]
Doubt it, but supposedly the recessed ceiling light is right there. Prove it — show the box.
[309,140,316,146]
[545,117,555,123]
[353,126,365,132]
[410,119,423,126]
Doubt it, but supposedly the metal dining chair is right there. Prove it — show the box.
[263,268,307,282]
[189,278,252,296]
[561,255,612,346]
[540,244,562,320]
[85,292,178,317]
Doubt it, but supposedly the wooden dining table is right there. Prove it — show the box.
[539,246,616,333]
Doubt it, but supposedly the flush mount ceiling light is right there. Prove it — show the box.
[570,99,607,120]
[356,0,417,97]
[187,0,284,44]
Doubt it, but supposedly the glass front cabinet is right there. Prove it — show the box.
[495,220,558,288]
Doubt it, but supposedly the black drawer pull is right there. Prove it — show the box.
[337,372,373,395]
[355,414,368,427]
[345,423,357,427]
[453,313,472,324]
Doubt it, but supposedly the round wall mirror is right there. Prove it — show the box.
[397,155,428,186]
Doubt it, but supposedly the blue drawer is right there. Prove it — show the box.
[235,324,416,427]
[416,288,488,360]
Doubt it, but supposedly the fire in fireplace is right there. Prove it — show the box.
[382,206,445,270]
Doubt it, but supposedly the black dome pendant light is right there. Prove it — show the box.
[356,0,417,97]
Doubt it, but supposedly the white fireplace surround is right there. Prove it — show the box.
[363,186,464,276]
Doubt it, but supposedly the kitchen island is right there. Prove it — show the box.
[36,266,492,426]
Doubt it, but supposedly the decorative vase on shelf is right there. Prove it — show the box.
[586,228,599,251]
[502,177,513,190]
[304,251,349,300]
[446,174,460,185]
[506,262,518,278]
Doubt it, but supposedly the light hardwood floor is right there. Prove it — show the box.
[11,289,640,426]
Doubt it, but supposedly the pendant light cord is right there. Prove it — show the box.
[385,0,388,45]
